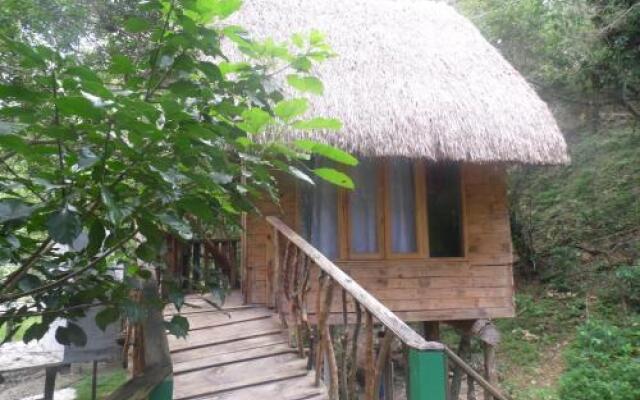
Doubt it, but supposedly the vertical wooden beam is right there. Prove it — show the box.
[265,230,273,308]
[43,366,57,400]
[91,360,98,400]
[373,330,394,400]
[422,321,440,341]
[483,343,497,400]
[271,228,280,308]
[348,303,363,400]
[364,311,375,400]
[451,333,472,400]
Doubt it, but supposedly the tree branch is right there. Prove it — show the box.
[0,232,136,304]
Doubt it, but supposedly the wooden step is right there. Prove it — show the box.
[171,333,288,364]
[173,343,297,374]
[173,359,309,400]
[169,292,328,400]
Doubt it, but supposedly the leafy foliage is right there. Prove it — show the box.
[559,319,640,400]
[0,0,353,344]
[458,0,640,116]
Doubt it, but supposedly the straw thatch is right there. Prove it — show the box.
[229,0,569,164]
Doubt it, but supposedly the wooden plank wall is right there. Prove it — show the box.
[242,164,515,322]
[244,176,297,305]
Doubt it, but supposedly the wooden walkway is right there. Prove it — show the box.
[167,292,328,400]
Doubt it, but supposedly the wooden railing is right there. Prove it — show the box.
[266,216,510,400]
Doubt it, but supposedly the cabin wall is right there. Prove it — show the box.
[243,175,297,304]
[242,163,515,321]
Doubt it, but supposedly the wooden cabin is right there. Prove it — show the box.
[234,0,569,327]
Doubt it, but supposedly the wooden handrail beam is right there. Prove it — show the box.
[266,215,512,400]
[266,216,441,351]
[105,364,171,400]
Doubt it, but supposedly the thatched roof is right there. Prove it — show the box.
[230,0,569,164]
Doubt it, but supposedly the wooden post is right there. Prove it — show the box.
[43,366,57,400]
[265,231,273,308]
[483,343,497,400]
[407,349,448,400]
[364,311,375,400]
[137,277,174,400]
[422,321,440,341]
[450,333,472,400]
[91,360,98,400]
[383,358,395,400]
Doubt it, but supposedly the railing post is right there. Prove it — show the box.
[407,348,448,400]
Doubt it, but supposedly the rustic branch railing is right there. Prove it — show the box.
[266,216,510,400]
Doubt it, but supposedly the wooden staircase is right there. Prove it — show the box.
[167,292,329,400]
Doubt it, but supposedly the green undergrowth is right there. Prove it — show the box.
[72,367,128,400]
[494,126,640,399]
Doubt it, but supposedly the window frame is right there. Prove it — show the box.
[327,160,467,261]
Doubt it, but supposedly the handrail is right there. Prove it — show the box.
[105,364,171,400]
[266,216,441,351]
[266,216,511,400]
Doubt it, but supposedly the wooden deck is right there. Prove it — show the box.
[167,292,328,400]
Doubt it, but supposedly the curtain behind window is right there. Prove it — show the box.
[300,164,339,260]
[350,159,379,253]
[389,159,417,253]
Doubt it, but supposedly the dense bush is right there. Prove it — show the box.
[559,319,640,400]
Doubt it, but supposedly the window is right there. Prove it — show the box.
[348,159,381,255]
[426,163,464,257]
[388,159,418,253]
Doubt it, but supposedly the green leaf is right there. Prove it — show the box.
[157,213,193,240]
[286,74,324,95]
[292,118,342,131]
[122,299,147,322]
[47,208,83,245]
[313,168,354,189]
[95,307,120,331]
[184,0,243,22]
[87,220,105,256]
[0,198,35,223]
[65,66,101,83]
[110,55,136,75]
[178,196,214,222]
[274,99,308,122]
[17,274,42,292]
[55,97,102,120]
[0,35,46,68]
[23,321,51,343]
[294,140,357,166]
[55,322,87,347]
[0,84,42,102]
[198,62,223,81]
[239,108,272,134]
[0,134,29,154]
[164,315,189,338]
[101,188,128,225]
[124,17,151,33]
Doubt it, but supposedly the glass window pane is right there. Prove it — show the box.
[350,159,379,253]
[300,161,339,260]
[389,159,417,253]
[427,163,463,257]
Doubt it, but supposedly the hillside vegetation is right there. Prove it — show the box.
[455,1,640,398]
[495,127,640,400]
